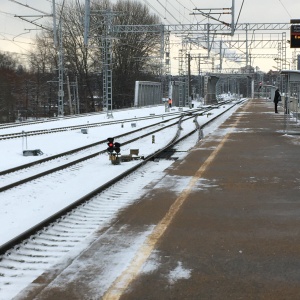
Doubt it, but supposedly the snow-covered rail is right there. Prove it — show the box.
[0,114,196,191]
[0,100,244,299]
[0,110,195,140]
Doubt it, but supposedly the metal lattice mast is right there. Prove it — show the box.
[84,2,165,115]
[178,48,184,109]
[281,32,288,95]
[164,31,171,77]
[178,39,188,109]
[216,77,223,98]
[57,20,64,117]
[164,30,172,99]
[84,0,90,47]
[219,41,223,71]
[52,0,64,117]
[53,0,57,47]
[275,42,282,88]
[75,75,80,114]
[102,10,115,118]
[204,75,209,104]
[231,0,235,36]
[292,49,297,70]
[282,32,287,69]
[245,24,249,66]
[277,42,282,69]
[183,41,189,106]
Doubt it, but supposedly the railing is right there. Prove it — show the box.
[283,95,300,134]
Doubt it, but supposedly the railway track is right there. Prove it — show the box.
[0,106,165,134]
[0,114,199,190]
[0,99,245,299]
[0,108,198,141]
[0,101,240,250]
[0,111,210,180]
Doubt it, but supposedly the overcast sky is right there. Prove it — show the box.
[0,0,299,71]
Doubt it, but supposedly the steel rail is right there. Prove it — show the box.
[0,100,242,256]
[0,111,189,140]
[0,114,198,192]
[0,106,166,130]
[0,112,195,176]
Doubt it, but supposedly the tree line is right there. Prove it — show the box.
[0,0,161,122]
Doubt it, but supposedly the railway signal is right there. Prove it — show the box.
[106,138,121,165]
[107,138,121,155]
[114,142,121,154]
[107,137,114,153]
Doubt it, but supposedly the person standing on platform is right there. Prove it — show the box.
[273,88,281,113]
[168,98,172,108]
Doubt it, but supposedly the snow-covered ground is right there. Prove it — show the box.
[0,99,245,299]
[0,105,176,170]
[0,100,245,244]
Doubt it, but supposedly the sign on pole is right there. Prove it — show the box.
[290,23,300,48]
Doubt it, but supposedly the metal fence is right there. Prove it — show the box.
[134,81,162,107]
[280,71,300,135]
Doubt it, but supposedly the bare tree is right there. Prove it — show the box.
[89,0,161,107]
[60,1,96,112]
[0,52,19,122]
[29,0,161,113]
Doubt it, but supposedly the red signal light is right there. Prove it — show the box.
[106,138,121,155]
[107,137,114,153]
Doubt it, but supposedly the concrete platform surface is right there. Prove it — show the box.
[17,99,300,300]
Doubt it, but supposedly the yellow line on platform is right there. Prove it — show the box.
[102,101,250,300]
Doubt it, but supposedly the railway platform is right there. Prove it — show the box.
[17,99,300,300]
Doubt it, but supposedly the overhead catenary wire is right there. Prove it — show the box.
[0,9,38,53]
[174,0,199,24]
[234,0,245,31]
[278,0,292,18]
[164,0,168,20]
[141,0,168,23]
[156,0,181,24]
[142,0,196,25]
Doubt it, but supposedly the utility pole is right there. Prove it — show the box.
[231,0,235,36]
[245,24,249,66]
[219,41,223,71]
[57,20,64,117]
[198,55,202,99]
[75,75,80,114]
[162,30,171,101]
[66,75,73,115]
[102,10,117,118]
[84,1,116,118]
[13,0,61,116]
[53,0,57,47]
[187,53,192,107]
[84,0,90,47]
[84,1,164,116]
[178,46,186,110]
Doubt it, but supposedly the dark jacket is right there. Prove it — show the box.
[274,89,280,103]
